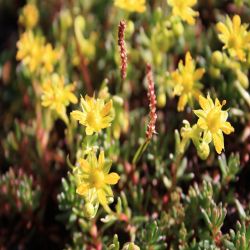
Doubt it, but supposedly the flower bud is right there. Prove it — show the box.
[60,9,73,30]
[209,66,221,78]
[83,202,96,218]
[172,22,184,36]
[157,92,166,108]
[19,4,39,29]
[126,21,135,37]
[122,243,140,250]
[211,51,223,66]
[197,142,210,160]
[98,86,110,100]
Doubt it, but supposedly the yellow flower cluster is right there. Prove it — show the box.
[71,94,119,217]
[74,151,120,214]
[194,95,234,154]
[168,0,199,25]
[216,15,250,61]
[19,3,39,29]
[16,31,60,74]
[41,74,77,123]
[171,52,205,111]
[16,3,120,219]
[180,95,234,159]
[71,95,114,135]
[114,0,146,13]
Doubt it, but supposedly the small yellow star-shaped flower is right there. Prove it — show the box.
[71,95,114,135]
[75,151,120,211]
[171,52,205,111]
[114,0,146,13]
[194,95,234,154]
[216,15,250,61]
[168,0,199,25]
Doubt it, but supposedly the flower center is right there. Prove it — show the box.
[183,73,193,92]
[206,109,221,133]
[228,35,240,49]
[54,88,65,105]
[86,111,101,130]
[90,169,105,189]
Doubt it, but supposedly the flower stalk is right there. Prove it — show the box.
[133,64,157,164]
[118,20,127,81]
[146,63,157,140]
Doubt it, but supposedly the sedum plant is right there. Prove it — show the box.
[1,0,250,249]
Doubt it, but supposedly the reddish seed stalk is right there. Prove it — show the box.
[146,64,157,140]
[118,20,127,81]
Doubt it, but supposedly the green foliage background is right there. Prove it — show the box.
[0,0,250,249]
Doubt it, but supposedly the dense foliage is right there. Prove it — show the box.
[1,0,250,249]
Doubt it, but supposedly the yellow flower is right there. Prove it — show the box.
[71,95,113,135]
[41,74,77,123]
[16,31,60,74]
[194,95,234,154]
[16,31,44,72]
[19,3,39,29]
[75,151,120,210]
[41,44,61,74]
[171,52,205,111]
[168,0,199,25]
[114,0,146,13]
[216,15,250,61]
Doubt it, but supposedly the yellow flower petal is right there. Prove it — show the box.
[213,131,224,154]
[105,172,120,185]
[98,151,105,168]
[221,122,234,135]
[97,189,108,206]
[101,100,113,116]
[67,92,78,104]
[193,109,206,119]
[177,94,188,112]
[71,110,85,123]
[114,0,146,13]
[76,184,89,195]
[199,95,211,111]
[185,52,192,64]
[197,118,208,130]
[79,159,91,172]
[194,68,205,81]
[216,23,229,36]
[188,0,197,5]
[233,15,241,29]
[203,131,212,144]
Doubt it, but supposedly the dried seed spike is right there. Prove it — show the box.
[118,20,127,81]
[146,63,157,140]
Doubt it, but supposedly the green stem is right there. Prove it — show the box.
[132,139,150,164]
[234,80,250,108]
[171,152,183,191]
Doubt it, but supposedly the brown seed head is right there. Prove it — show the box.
[118,20,127,81]
[146,64,157,140]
